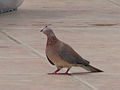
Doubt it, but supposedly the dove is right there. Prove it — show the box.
[40,26,103,75]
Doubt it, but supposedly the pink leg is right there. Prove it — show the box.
[54,68,71,75]
[65,68,71,74]
[48,68,61,75]
[48,68,71,75]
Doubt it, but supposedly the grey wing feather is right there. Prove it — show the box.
[58,50,89,66]
[46,55,55,65]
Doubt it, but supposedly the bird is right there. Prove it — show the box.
[40,26,103,75]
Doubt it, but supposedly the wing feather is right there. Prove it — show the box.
[58,43,89,66]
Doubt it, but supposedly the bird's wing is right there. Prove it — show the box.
[58,43,89,66]
[46,55,55,65]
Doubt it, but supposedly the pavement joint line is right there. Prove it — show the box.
[0,57,40,59]
[107,0,120,7]
[0,80,31,82]
[0,30,46,59]
[72,76,99,90]
[93,73,120,75]
[0,60,42,61]
[0,83,30,85]
[0,73,45,75]
[0,30,99,90]
[1,26,120,31]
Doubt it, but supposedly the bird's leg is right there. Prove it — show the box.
[65,67,71,74]
[53,68,71,75]
[48,68,61,75]
[54,68,61,73]
[48,67,71,75]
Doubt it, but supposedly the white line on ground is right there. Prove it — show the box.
[0,73,43,75]
[73,76,99,90]
[0,57,40,59]
[1,26,120,31]
[92,73,120,75]
[108,0,120,7]
[0,30,46,59]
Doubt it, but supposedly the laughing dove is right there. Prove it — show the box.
[41,26,103,75]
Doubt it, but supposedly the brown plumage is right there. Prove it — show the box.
[41,26,103,75]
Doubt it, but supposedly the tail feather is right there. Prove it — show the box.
[82,65,103,72]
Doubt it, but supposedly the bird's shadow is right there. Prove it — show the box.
[70,72,91,76]
[47,72,102,76]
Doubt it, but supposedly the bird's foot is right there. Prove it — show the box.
[48,73,71,75]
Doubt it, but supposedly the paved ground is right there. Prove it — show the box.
[0,0,120,90]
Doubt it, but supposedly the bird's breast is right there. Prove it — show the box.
[46,47,72,67]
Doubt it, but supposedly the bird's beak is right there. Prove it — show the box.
[40,26,47,32]
[40,29,43,32]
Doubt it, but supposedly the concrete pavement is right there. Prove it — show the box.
[0,0,120,90]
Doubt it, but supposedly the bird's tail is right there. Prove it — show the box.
[82,64,103,72]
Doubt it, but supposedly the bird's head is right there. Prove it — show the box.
[40,26,54,36]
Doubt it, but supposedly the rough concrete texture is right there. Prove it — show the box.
[0,0,120,90]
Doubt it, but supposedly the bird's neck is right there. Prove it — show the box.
[47,33,58,45]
